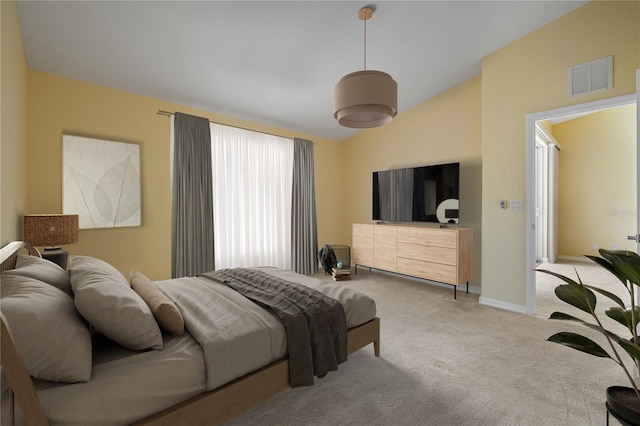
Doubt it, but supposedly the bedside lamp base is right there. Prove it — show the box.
[41,247,69,270]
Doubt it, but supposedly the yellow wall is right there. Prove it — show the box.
[553,104,637,257]
[1,0,29,242]
[481,1,639,307]
[25,71,341,279]
[4,1,639,309]
[339,76,483,287]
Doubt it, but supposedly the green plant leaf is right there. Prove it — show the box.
[550,311,640,363]
[616,337,640,362]
[549,312,601,328]
[536,269,581,288]
[600,249,640,287]
[606,306,640,331]
[583,284,626,308]
[554,284,596,313]
[585,255,626,285]
[549,311,624,339]
[547,332,611,358]
[549,311,579,321]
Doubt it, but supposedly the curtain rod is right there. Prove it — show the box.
[157,110,296,141]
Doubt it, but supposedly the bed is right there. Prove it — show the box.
[0,241,380,425]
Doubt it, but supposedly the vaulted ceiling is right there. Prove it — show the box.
[17,1,588,141]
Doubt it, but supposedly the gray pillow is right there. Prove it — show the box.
[1,274,92,383]
[3,255,72,295]
[69,256,163,350]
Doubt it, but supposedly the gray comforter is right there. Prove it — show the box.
[200,268,347,387]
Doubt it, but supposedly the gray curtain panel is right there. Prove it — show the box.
[291,138,319,275]
[172,112,215,278]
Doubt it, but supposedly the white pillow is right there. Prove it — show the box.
[69,256,163,350]
[3,255,72,295]
[1,274,92,383]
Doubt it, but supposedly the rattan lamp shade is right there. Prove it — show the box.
[23,214,79,247]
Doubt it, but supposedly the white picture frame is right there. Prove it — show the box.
[63,134,141,229]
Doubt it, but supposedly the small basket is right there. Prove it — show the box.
[331,245,351,268]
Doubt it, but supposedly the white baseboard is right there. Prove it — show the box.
[557,255,592,263]
[479,297,529,315]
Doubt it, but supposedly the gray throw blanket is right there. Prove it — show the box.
[199,268,347,387]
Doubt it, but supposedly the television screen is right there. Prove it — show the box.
[373,162,459,223]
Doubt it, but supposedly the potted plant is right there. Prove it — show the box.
[537,249,640,424]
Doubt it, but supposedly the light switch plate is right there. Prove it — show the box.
[510,200,523,211]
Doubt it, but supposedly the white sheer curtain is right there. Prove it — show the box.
[210,123,294,269]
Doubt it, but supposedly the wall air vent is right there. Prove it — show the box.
[568,56,613,97]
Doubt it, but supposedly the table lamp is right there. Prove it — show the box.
[23,214,79,269]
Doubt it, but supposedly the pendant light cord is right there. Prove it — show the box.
[363,16,367,70]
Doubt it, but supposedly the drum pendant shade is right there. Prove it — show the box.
[333,7,397,129]
[334,70,397,128]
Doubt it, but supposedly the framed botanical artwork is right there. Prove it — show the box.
[63,134,141,229]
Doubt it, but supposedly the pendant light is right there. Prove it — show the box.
[333,7,397,129]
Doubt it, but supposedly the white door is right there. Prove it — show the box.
[535,141,544,263]
[547,143,559,263]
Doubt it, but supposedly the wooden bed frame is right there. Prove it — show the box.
[0,241,381,426]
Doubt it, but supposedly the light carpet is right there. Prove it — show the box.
[224,268,627,426]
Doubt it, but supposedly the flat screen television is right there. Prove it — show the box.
[372,162,460,224]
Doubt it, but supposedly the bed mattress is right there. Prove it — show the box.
[2,333,206,426]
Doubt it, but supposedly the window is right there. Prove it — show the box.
[210,123,294,269]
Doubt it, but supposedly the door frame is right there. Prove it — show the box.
[636,70,640,256]
[524,93,637,315]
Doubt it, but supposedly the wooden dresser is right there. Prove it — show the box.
[352,223,472,298]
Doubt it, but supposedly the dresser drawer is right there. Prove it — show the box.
[397,243,457,266]
[397,257,457,284]
[397,227,457,248]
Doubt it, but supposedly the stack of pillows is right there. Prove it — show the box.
[1,255,184,384]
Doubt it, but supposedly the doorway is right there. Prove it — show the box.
[533,103,637,319]
[525,93,637,315]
